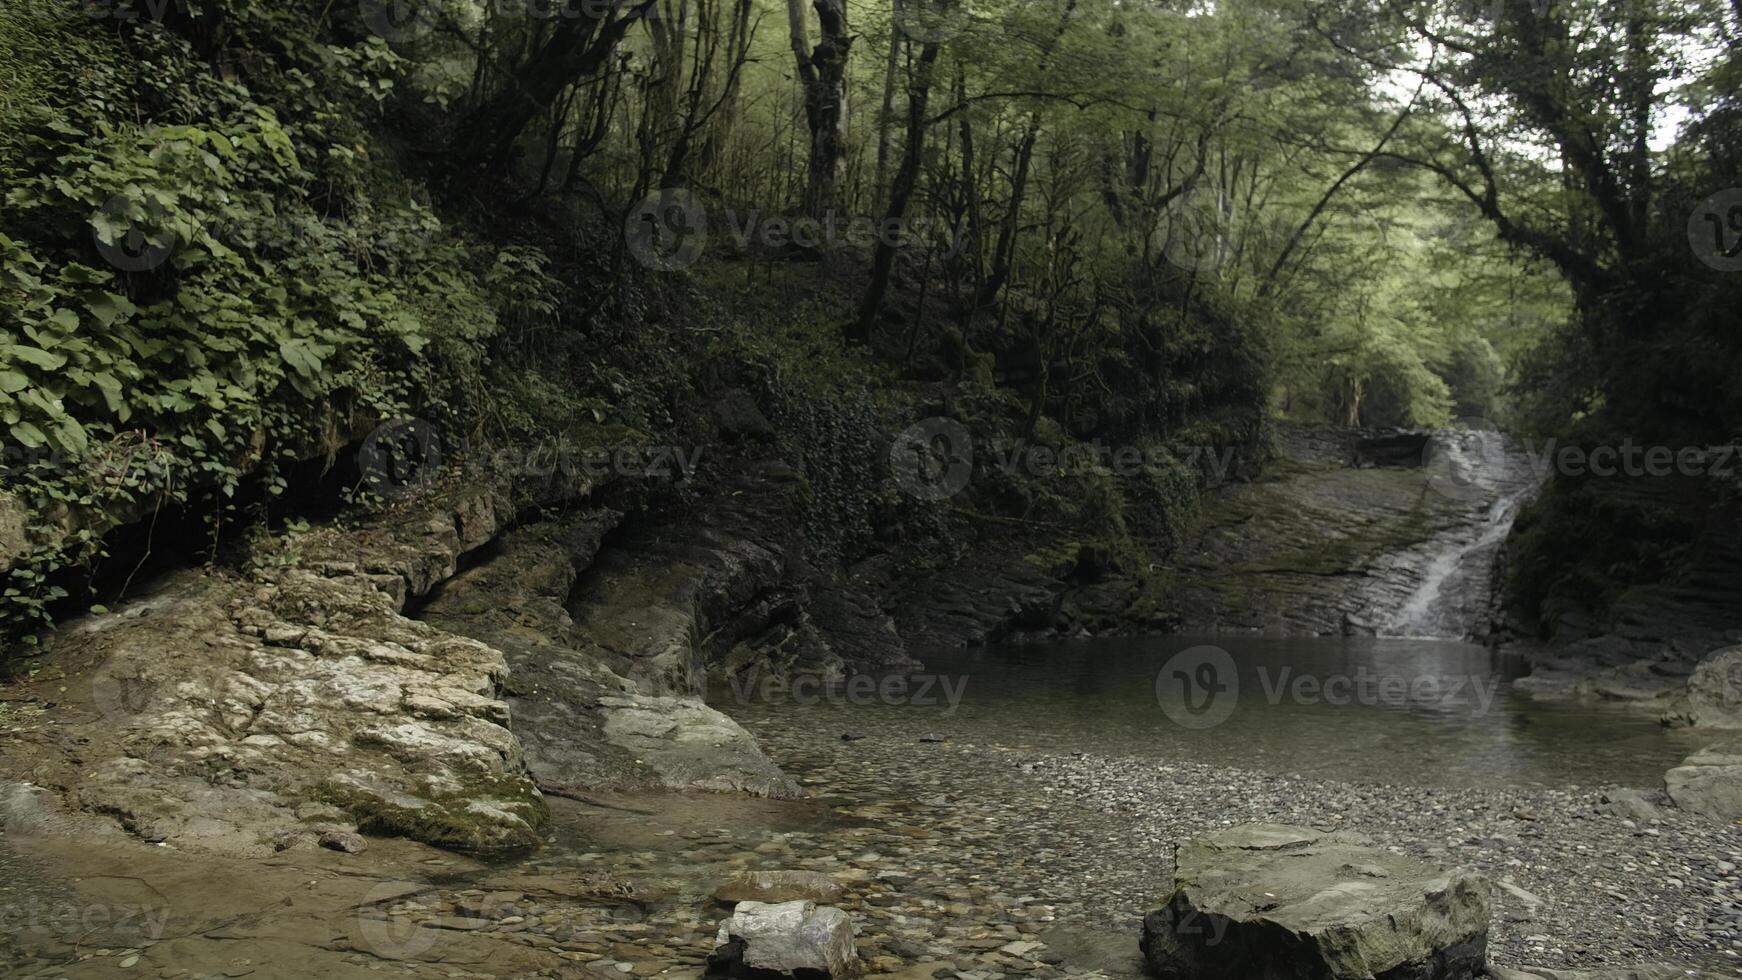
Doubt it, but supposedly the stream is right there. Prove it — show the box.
[1382,427,1544,639]
[718,636,1702,791]
[3,430,1735,979]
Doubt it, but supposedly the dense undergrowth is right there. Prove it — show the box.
[0,0,1267,653]
[0,1,573,641]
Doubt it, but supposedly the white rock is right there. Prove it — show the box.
[712,900,855,977]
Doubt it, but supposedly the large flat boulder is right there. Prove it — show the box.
[598,694,798,797]
[1664,745,1742,820]
[417,516,800,798]
[1141,824,1490,980]
[1663,647,1742,728]
[0,493,552,856]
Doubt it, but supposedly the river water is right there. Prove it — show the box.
[0,639,1711,979]
[719,635,1702,790]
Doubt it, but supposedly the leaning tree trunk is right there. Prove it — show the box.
[975,0,1075,308]
[453,0,655,176]
[787,0,852,219]
[873,0,903,211]
[852,38,941,341]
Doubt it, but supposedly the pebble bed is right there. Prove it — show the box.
[335,705,1742,979]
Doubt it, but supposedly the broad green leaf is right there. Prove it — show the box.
[84,292,137,328]
[5,345,66,370]
[9,421,46,448]
[52,419,88,457]
[278,338,329,379]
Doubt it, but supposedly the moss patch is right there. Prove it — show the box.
[314,770,549,852]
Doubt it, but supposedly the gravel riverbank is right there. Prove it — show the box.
[728,704,1742,977]
[5,702,1736,979]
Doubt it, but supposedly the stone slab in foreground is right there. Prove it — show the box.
[1141,823,1490,980]
[1664,744,1742,820]
[708,900,856,978]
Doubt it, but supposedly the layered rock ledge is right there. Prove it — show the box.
[1141,823,1490,980]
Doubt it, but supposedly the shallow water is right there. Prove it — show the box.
[717,635,1702,790]
[0,634,1719,978]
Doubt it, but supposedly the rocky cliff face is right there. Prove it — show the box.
[0,478,845,853]
[1165,426,1539,638]
[0,491,548,855]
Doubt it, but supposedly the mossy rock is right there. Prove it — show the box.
[314,770,548,852]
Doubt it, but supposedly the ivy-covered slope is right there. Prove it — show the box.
[0,1,560,638]
[0,1,1272,656]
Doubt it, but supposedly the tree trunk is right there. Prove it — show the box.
[697,0,754,174]
[874,0,903,211]
[454,0,655,176]
[975,0,1075,307]
[787,0,852,219]
[853,38,941,341]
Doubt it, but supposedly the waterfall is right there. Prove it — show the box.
[1381,428,1541,640]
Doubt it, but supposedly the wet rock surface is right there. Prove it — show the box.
[1492,966,1702,980]
[1665,648,1742,729]
[0,480,811,856]
[597,694,797,797]
[1170,426,1538,638]
[0,490,549,855]
[708,900,857,978]
[714,870,848,905]
[1665,745,1742,821]
[890,549,1067,649]
[417,511,797,798]
[1140,823,1489,979]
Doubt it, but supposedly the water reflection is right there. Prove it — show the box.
[718,635,1701,790]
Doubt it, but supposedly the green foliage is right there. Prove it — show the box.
[1437,336,1504,420]
[705,298,888,562]
[1504,473,1698,624]
[0,3,557,643]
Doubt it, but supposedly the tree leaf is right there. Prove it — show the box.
[84,292,138,328]
[9,421,46,448]
[278,338,329,379]
[4,345,66,370]
[52,418,88,457]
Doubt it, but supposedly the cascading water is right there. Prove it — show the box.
[1380,427,1542,640]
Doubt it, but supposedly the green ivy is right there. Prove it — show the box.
[0,2,557,645]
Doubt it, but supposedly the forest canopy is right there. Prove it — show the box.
[0,0,1738,639]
